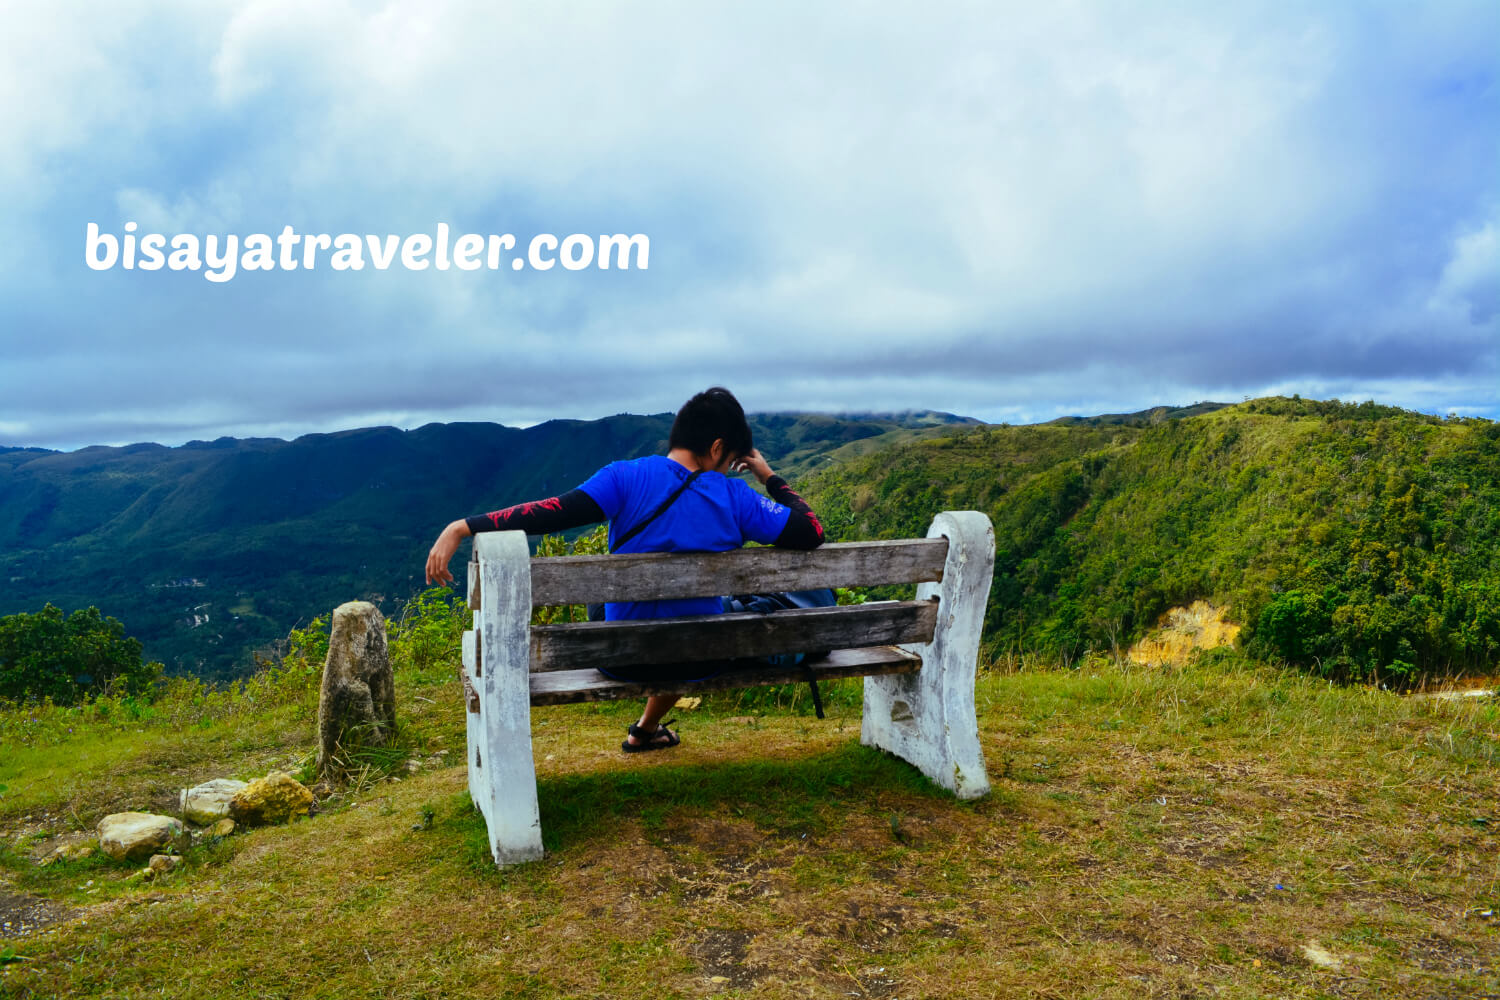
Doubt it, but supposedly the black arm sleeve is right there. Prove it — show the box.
[766,476,825,550]
[464,488,605,536]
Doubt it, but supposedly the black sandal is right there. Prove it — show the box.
[622,719,680,753]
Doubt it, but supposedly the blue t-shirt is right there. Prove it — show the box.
[577,455,791,620]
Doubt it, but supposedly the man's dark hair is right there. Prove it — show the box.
[669,386,754,459]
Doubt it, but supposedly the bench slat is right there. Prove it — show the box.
[525,538,948,607]
[528,645,923,706]
[529,599,937,672]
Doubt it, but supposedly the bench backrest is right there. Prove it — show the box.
[469,538,953,672]
[470,538,948,607]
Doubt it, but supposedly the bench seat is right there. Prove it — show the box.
[528,645,924,706]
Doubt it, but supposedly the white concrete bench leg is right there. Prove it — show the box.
[862,510,994,799]
[468,531,545,865]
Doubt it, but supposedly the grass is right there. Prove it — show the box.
[2,652,1498,998]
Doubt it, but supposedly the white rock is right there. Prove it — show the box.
[97,813,185,862]
[180,779,248,825]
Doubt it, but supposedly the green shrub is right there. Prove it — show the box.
[1251,590,1332,667]
[390,588,469,681]
[0,604,162,705]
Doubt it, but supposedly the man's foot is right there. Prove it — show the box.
[622,719,680,753]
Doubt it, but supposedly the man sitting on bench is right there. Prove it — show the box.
[424,386,825,752]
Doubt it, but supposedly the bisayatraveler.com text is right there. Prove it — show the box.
[84,223,650,282]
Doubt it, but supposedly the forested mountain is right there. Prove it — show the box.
[8,397,1496,686]
[802,397,1500,682]
[0,411,974,680]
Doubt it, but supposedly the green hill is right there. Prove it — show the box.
[0,411,971,681]
[802,397,1500,682]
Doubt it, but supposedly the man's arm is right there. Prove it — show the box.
[424,489,606,585]
[765,476,824,549]
[733,449,824,550]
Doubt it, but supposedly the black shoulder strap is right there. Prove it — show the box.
[803,662,825,720]
[610,469,703,553]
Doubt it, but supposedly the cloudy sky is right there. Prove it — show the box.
[3,1,1496,449]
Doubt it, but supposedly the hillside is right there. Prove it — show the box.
[0,412,971,681]
[802,397,1500,682]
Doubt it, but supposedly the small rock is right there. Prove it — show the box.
[97,813,187,862]
[405,759,421,773]
[48,841,97,864]
[209,818,236,838]
[180,779,248,825]
[1301,943,1343,970]
[148,854,181,875]
[229,772,314,826]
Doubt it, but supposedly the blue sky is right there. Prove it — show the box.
[3,1,1496,449]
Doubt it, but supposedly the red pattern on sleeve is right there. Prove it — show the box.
[466,489,604,537]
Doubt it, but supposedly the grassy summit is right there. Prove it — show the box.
[1,615,1496,997]
[802,397,1500,683]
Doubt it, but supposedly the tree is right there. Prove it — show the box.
[0,604,162,704]
[1250,591,1332,668]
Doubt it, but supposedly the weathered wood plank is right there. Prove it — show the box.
[461,665,480,714]
[527,538,948,606]
[529,645,924,706]
[529,599,938,672]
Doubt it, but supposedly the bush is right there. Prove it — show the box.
[390,588,469,681]
[0,604,162,705]
[1250,591,1332,667]
[531,526,608,625]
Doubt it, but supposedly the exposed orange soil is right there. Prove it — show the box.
[1127,600,1241,667]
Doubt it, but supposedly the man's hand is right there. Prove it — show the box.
[734,448,775,485]
[425,519,472,586]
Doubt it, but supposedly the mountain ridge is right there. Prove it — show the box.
[0,410,976,679]
[800,396,1500,681]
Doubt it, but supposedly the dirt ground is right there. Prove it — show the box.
[0,881,73,939]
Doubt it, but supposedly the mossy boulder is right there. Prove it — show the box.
[228,772,314,826]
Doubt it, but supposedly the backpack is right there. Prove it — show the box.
[723,588,838,718]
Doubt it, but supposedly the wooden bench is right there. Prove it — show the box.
[460,510,995,866]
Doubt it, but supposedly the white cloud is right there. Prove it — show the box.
[1429,217,1500,324]
[1,0,1497,448]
